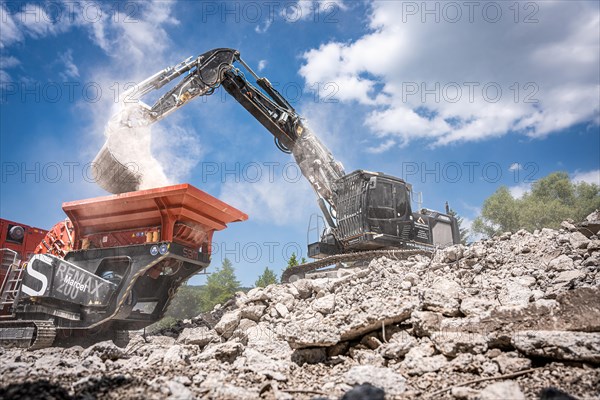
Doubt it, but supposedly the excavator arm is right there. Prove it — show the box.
[95,48,345,224]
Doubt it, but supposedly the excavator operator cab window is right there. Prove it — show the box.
[368,181,395,219]
[395,186,409,218]
[366,177,412,238]
[367,179,410,220]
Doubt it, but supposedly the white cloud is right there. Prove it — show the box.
[17,4,67,38]
[461,203,481,217]
[1,1,178,78]
[257,59,268,72]
[509,183,531,199]
[365,139,396,154]
[508,163,522,172]
[572,169,600,186]
[59,50,79,79]
[299,2,600,146]
[11,0,199,190]
[86,1,179,72]
[220,175,314,226]
[0,56,20,90]
[254,20,272,34]
[0,6,23,48]
[0,3,77,47]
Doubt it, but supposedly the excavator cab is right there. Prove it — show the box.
[308,170,460,258]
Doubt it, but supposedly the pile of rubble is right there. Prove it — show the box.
[1,221,599,399]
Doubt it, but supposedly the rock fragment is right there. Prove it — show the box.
[177,326,218,347]
[344,365,406,396]
[512,331,600,363]
[479,381,525,400]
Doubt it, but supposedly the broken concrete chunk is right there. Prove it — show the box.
[460,297,497,316]
[422,278,462,316]
[240,304,266,322]
[570,231,590,249]
[199,340,244,363]
[344,365,406,396]
[214,310,241,339]
[512,330,600,363]
[431,332,488,357]
[167,379,193,399]
[311,293,336,314]
[290,279,314,299]
[246,287,268,302]
[81,340,124,361]
[411,311,443,337]
[498,284,532,307]
[162,345,191,366]
[443,244,466,262]
[479,381,525,400]
[378,332,417,359]
[553,270,585,286]
[548,254,575,271]
[177,326,218,347]
[451,386,479,399]
[493,351,532,374]
[349,348,385,366]
[274,303,289,318]
[230,318,258,343]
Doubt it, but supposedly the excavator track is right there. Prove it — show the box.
[281,248,433,283]
[0,320,56,350]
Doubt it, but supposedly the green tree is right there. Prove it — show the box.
[473,172,600,237]
[472,186,520,237]
[286,253,299,269]
[448,209,470,245]
[255,267,278,287]
[164,284,205,320]
[149,284,206,332]
[280,253,303,283]
[201,258,241,311]
[574,181,600,221]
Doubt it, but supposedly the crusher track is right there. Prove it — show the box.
[0,320,56,350]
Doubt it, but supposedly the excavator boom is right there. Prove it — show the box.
[94,48,344,213]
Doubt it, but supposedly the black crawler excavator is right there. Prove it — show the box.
[92,48,461,281]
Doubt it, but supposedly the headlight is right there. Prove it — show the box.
[159,243,169,255]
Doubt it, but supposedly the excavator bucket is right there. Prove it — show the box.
[93,104,169,194]
[93,143,142,194]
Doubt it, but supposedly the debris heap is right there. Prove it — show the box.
[1,221,599,399]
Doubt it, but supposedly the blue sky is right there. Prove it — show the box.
[1,1,599,286]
